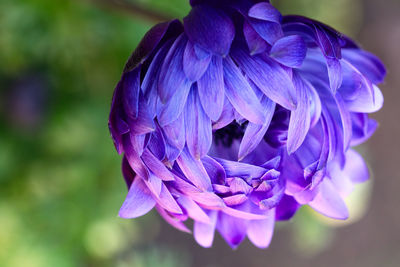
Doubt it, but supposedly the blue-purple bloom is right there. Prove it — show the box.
[109,0,385,248]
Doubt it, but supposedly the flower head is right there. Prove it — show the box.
[109,0,385,248]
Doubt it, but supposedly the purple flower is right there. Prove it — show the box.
[109,0,385,248]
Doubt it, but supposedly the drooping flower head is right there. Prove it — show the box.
[109,0,385,248]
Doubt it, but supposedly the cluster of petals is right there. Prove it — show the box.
[109,0,385,248]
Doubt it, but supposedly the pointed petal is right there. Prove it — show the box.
[123,134,149,180]
[183,40,212,81]
[158,80,192,126]
[217,212,247,249]
[185,87,212,159]
[183,5,235,56]
[287,72,311,154]
[155,205,191,233]
[216,158,267,179]
[270,35,307,68]
[194,210,218,248]
[327,57,343,92]
[158,34,188,103]
[223,56,266,124]
[122,67,141,119]
[243,20,270,55]
[309,179,349,220]
[128,92,155,135]
[123,20,183,72]
[119,177,156,218]
[202,156,226,184]
[176,147,212,191]
[212,98,235,130]
[247,18,283,45]
[162,112,186,150]
[156,183,183,214]
[275,195,300,221]
[177,195,211,224]
[198,56,225,121]
[122,156,135,188]
[346,85,383,113]
[239,96,276,160]
[141,149,174,181]
[232,49,297,110]
[342,49,386,84]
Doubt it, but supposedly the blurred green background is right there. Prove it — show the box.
[1,0,399,266]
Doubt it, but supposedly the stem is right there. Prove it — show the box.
[90,0,173,22]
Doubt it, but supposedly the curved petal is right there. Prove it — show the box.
[119,177,156,218]
[194,210,218,248]
[198,56,225,121]
[309,179,349,220]
[185,87,213,159]
[232,49,297,110]
[183,40,212,81]
[223,56,266,124]
[270,35,307,68]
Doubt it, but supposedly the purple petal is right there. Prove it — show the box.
[345,149,369,184]
[142,40,171,97]
[239,96,276,160]
[243,20,270,55]
[232,49,297,110]
[275,195,300,221]
[230,178,253,195]
[122,67,141,119]
[223,194,248,206]
[212,98,235,130]
[183,41,212,81]
[123,135,149,180]
[158,80,192,127]
[122,156,135,188]
[342,48,386,84]
[119,177,156,218]
[183,5,235,56]
[144,173,162,196]
[287,72,312,154]
[202,156,226,184]
[185,87,212,159]
[141,149,174,181]
[248,2,281,23]
[124,20,183,72]
[327,57,343,92]
[346,85,383,113]
[216,212,247,249]
[216,158,267,179]
[223,56,266,124]
[155,205,191,233]
[177,195,211,224]
[247,18,283,45]
[158,34,189,103]
[162,112,186,150]
[148,128,166,160]
[247,209,275,248]
[309,179,349,220]
[128,92,155,135]
[198,56,225,121]
[350,114,378,146]
[270,35,307,68]
[156,183,183,214]
[176,147,212,191]
[194,210,218,248]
